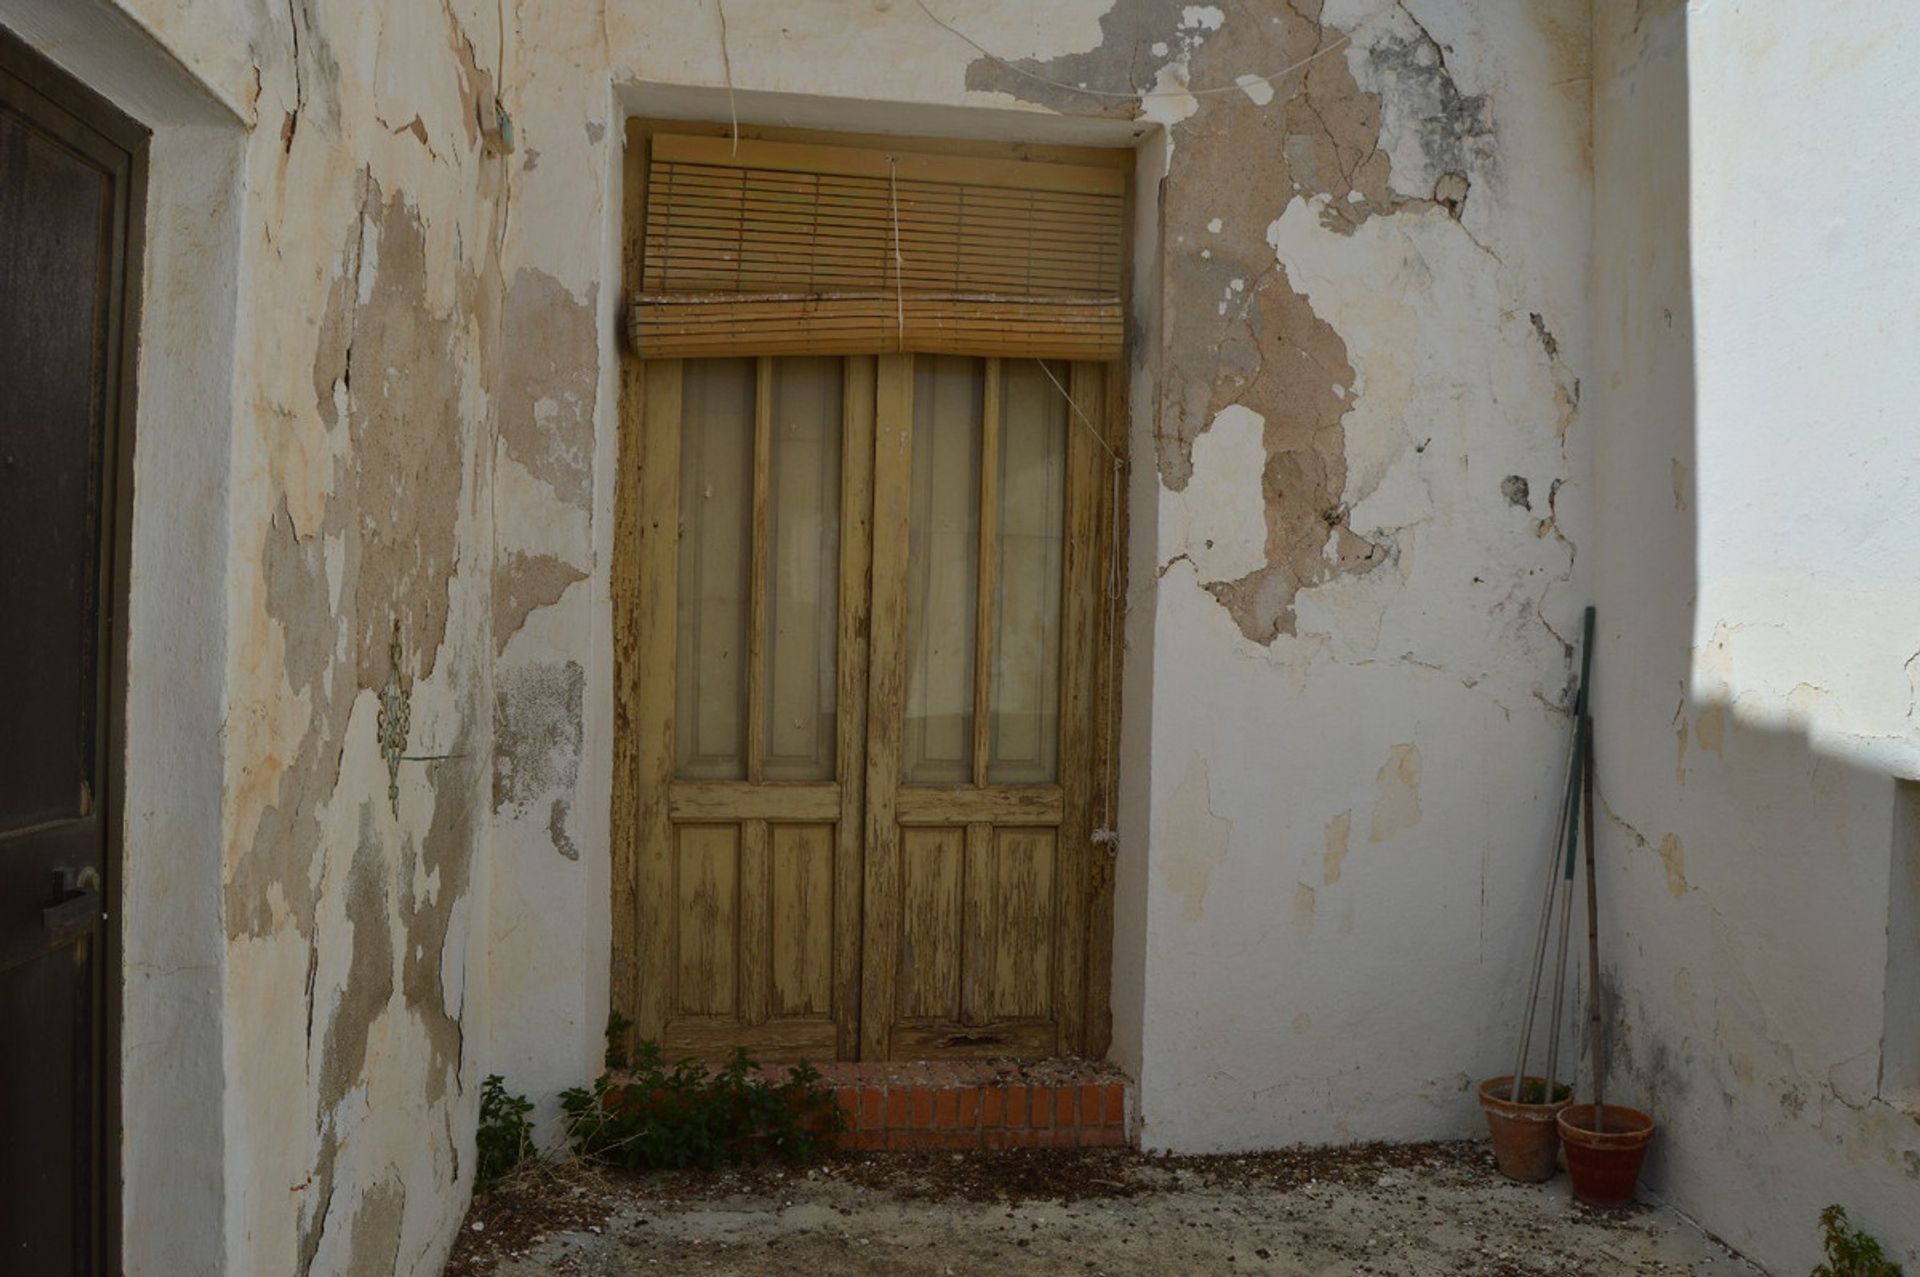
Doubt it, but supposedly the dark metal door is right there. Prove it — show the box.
[0,28,144,1277]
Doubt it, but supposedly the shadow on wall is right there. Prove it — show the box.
[1589,4,1919,1269]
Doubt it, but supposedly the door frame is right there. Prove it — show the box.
[611,117,1130,1062]
[0,24,147,1273]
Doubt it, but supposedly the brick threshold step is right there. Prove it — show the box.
[807,1058,1134,1151]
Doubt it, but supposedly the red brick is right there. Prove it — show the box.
[855,1130,886,1151]
[1079,1085,1103,1129]
[935,1088,959,1130]
[1102,1083,1127,1126]
[1030,1087,1053,1129]
[910,1087,935,1130]
[956,1088,979,1130]
[886,1129,919,1150]
[860,1087,885,1131]
[1005,1085,1028,1127]
[835,1089,859,1129]
[982,1087,1004,1128]
[927,1131,977,1151]
[1080,1125,1126,1148]
[1051,1127,1080,1148]
[1054,1085,1078,1128]
[884,1088,908,1129]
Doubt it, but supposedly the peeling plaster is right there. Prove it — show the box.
[1322,809,1352,884]
[497,268,600,510]
[1159,754,1233,921]
[1368,742,1422,842]
[492,660,585,817]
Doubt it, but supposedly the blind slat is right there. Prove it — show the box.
[633,134,1126,360]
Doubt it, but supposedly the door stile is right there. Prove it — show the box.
[633,360,684,1042]
[611,124,650,1026]
[970,358,1002,790]
[859,354,915,1059]
[745,357,773,784]
[1053,362,1106,1055]
[959,360,1000,1028]
[833,356,877,1059]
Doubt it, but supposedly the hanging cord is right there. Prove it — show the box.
[888,156,906,345]
[1035,359,1125,856]
[715,0,739,154]
[914,0,1396,103]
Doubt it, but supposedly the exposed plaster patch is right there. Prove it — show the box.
[548,798,580,861]
[401,730,480,1105]
[1293,882,1317,929]
[344,1178,406,1276]
[321,807,395,1114]
[493,550,588,654]
[1501,475,1532,510]
[968,0,1509,644]
[1657,833,1688,898]
[1368,742,1422,842]
[497,269,600,509]
[1159,754,1233,921]
[493,660,586,814]
[1322,809,1352,884]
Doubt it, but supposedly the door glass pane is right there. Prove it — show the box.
[675,358,755,779]
[763,357,842,781]
[988,361,1068,784]
[0,111,111,832]
[904,355,983,784]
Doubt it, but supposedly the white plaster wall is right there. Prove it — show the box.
[484,0,1598,1165]
[1128,0,1594,1149]
[1591,1,1920,1269]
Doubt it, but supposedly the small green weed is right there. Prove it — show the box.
[474,1074,535,1189]
[1813,1205,1903,1277]
[559,1027,844,1170]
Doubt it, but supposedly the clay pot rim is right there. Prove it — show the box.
[1557,1103,1656,1147]
[1477,1075,1573,1119]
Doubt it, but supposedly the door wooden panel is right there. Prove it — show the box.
[768,824,834,1017]
[0,29,144,1274]
[896,826,964,1021]
[673,824,740,1018]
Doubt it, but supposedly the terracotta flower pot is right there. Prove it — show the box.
[1477,1075,1572,1182]
[1556,1104,1655,1207]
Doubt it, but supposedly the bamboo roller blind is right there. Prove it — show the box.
[630,133,1127,360]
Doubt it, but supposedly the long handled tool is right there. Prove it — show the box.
[1582,707,1606,1131]
[1509,607,1596,1103]
[1543,608,1596,1093]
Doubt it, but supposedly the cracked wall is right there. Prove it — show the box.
[1590,3,1920,1270]
[38,0,537,1270]
[34,0,1599,1269]
[959,0,1592,1151]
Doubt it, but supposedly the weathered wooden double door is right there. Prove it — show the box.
[617,354,1113,1060]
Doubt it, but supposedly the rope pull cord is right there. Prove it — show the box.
[887,155,906,346]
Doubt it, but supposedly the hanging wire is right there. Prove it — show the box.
[715,0,740,154]
[887,156,907,344]
[913,0,1399,103]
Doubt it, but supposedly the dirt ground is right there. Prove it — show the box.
[445,1142,1763,1276]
